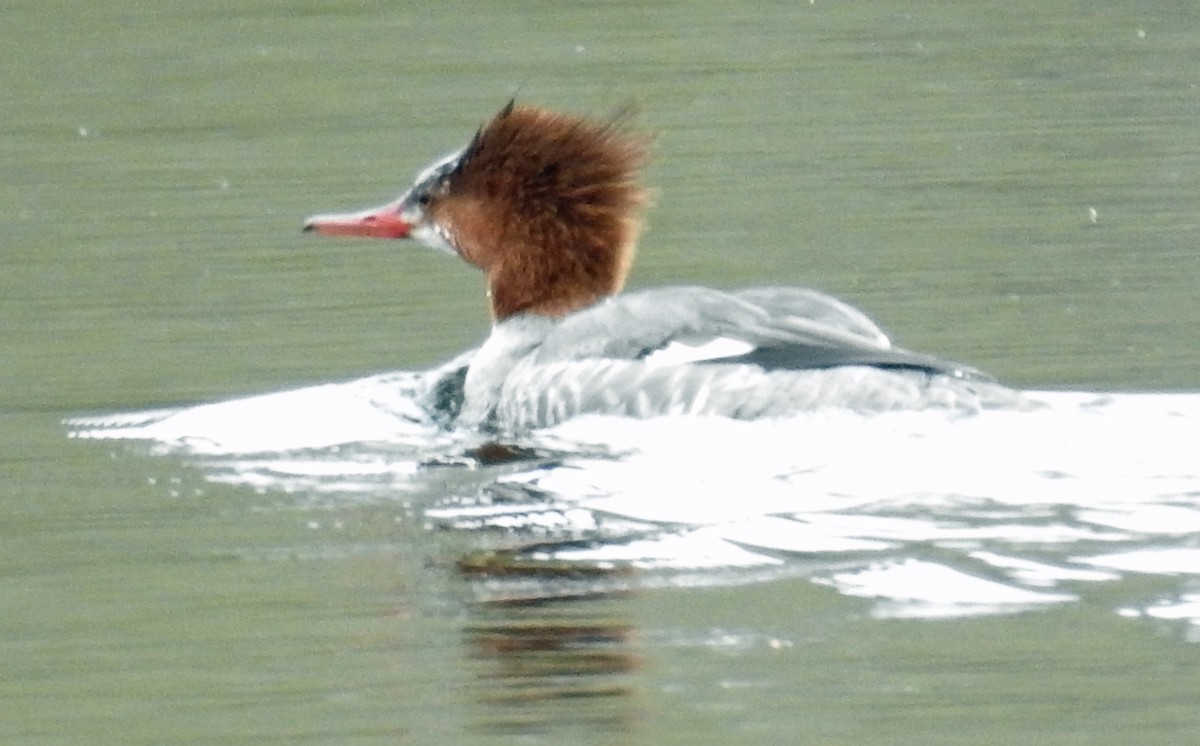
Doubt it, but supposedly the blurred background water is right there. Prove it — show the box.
[4,1,1200,743]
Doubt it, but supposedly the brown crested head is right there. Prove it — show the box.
[429,102,650,320]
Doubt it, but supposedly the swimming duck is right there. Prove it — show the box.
[304,102,1021,430]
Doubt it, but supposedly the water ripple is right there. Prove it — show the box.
[68,380,1200,634]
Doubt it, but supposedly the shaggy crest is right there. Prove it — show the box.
[429,102,650,319]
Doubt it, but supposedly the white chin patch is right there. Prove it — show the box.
[411,223,458,256]
[643,337,756,368]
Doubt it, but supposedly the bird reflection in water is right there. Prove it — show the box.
[458,544,643,735]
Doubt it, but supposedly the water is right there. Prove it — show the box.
[5,1,1200,743]
[68,384,1200,620]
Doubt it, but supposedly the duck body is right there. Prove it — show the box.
[448,285,1018,431]
[305,103,1025,432]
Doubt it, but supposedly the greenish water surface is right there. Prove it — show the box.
[3,1,1200,743]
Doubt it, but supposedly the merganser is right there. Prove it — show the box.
[304,102,1024,431]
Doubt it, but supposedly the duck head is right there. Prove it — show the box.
[304,102,649,321]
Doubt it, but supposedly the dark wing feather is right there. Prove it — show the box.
[710,344,992,380]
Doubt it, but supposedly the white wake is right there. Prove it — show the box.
[68,378,1200,632]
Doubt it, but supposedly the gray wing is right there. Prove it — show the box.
[534,286,991,380]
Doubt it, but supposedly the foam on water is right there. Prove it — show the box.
[68,377,1200,630]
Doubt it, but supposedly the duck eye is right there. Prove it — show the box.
[416,193,431,207]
